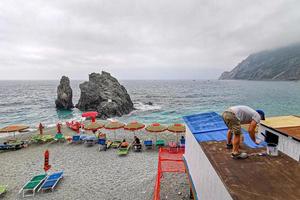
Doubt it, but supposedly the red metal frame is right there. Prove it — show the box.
[153,147,186,200]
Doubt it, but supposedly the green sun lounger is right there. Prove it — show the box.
[19,174,47,197]
[111,140,122,148]
[117,143,131,156]
[0,185,7,196]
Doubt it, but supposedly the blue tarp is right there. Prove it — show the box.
[183,112,266,148]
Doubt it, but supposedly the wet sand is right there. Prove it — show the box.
[0,126,189,200]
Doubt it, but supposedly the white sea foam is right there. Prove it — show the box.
[134,102,161,111]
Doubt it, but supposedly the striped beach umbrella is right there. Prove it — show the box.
[167,123,186,143]
[0,124,29,137]
[104,121,125,139]
[84,121,104,132]
[146,123,166,141]
[124,121,145,136]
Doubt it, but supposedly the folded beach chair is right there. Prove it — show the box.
[155,139,165,147]
[144,140,153,149]
[111,140,122,148]
[0,185,7,197]
[54,133,66,142]
[98,138,107,151]
[39,171,64,193]
[19,174,47,197]
[71,135,81,144]
[180,138,185,148]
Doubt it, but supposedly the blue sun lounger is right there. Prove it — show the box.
[38,171,63,193]
[71,135,81,144]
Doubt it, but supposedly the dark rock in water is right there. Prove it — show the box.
[219,43,300,80]
[55,76,74,109]
[145,102,153,106]
[76,71,134,119]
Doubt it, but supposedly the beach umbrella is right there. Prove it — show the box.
[124,121,145,136]
[82,111,98,122]
[145,123,166,141]
[167,123,186,143]
[84,121,104,132]
[0,124,29,137]
[104,121,125,139]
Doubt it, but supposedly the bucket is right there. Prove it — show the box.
[266,143,278,156]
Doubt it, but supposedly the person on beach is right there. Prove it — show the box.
[132,136,142,150]
[222,105,265,159]
[120,139,129,148]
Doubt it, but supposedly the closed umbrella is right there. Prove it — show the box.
[0,124,29,138]
[145,123,166,141]
[124,121,145,136]
[167,123,186,143]
[104,121,125,139]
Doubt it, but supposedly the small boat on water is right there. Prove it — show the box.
[66,121,82,132]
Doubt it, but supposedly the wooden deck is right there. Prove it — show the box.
[200,141,300,200]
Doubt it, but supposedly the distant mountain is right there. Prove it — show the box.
[219,43,300,80]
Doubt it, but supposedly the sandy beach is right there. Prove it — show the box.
[0,125,190,200]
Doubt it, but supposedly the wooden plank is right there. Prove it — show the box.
[200,141,300,200]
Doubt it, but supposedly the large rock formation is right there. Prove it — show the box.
[76,71,134,119]
[219,43,300,80]
[55,76,74,109]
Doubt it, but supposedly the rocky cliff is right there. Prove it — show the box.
[219,43,300,80]
[76,71,134,119]
[55,76,74,109]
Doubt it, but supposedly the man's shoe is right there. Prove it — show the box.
[226,143,233,149]
[231,152,248,159]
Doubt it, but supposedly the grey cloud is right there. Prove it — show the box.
[0,0,299,80]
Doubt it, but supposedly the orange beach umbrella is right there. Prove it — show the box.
[84,121,104,132]
[124,121,145,136]
[146,123,166,141]
[0,124,29,137]
[168,123,186,143]
[145,123,166,133]
[104,121,125,139]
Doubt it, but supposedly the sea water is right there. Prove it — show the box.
[0,80,300,128]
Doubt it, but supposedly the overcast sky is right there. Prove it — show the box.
[0,0,300,80]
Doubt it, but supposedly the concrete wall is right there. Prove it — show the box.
[259,125,300,162]
[184,128,233,200]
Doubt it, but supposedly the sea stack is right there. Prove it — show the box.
[55,76,74,109]
[76,71,134,119]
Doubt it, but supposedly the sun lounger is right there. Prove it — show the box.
[144,140,153,149]
[0,185,7,197]
[19,174,47,197]
[155,139,165,147]
[0,141,24,151]
[0,144,9,151]
[39,171,63,193]
[117,143,131,156]
[111,140,122,148]
[83,135,97,146]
